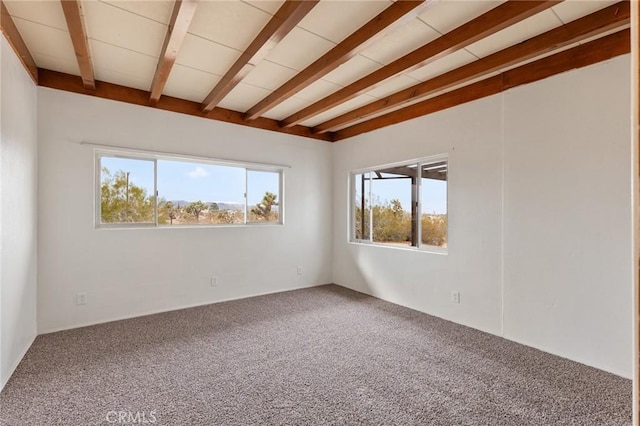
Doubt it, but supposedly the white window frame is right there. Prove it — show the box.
[96,153,158,228]
[351,171,371,244]
[95,149,285,229]
[349,154,448,253]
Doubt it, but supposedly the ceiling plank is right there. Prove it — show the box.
[316,1,630,133]
[243,0,432,121]
[60,0,95,90]
[281,0,561,129]
[333,29,630,141]
[201,0,319,113]
[0,0,38,83]
[150,0,199,103]
[37,68,334,142]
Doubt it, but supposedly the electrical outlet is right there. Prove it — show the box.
[210,276,218,287]
[297,266,303,276]
[451,291,460,304]
[76,292,87,305]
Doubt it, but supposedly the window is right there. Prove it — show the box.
[100,156,156,225]
[351,157,447,251]
[97,151,283,227]
[157,160,246,225]
[247,170,281,223]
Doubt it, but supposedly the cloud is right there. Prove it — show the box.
[187,167,210,179]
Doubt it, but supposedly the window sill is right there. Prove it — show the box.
[96,223,284,230]
[348,240,448,255]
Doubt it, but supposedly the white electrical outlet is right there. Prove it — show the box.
[297,266,303,276]
[451,291,460,304]
[76,292,87,305]
[210,276,218,287]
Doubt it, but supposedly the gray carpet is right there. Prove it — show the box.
[0,285,632,425]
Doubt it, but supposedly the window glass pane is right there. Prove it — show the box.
[353,173,370,240]
[157,160,245,225]
[100,157,155,224]
[421,162,448,247]
[371,166,415,246]
[247,170,280,223]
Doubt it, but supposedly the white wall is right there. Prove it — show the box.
[0,36,38,390]
[333,94,505,335]
[332,55,633,378]
[502,61,632,377]
[37,89,333,333]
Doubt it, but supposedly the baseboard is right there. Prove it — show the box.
[333,281,500,335]
[333,282,632,380]
[0,334,36,393]
[39,282,328,335]
[501,333,632,380]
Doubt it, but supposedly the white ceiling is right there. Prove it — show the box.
[4,0,623,131]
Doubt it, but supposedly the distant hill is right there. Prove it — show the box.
[167,200,278,212]
[168,200,245,211]
[213,202,245,211]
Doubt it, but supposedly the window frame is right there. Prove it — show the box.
[351,171,371,244]
[349,155,448,253]
[96,153,158,229]
[94,149,285,229]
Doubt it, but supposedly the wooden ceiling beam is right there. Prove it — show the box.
[281,0,561,129]
[316,1,630,133]
[243,0,432,121]
[150,0,199,103]
[333,29,630,141]
[38,68,334,142]
[0,0,38,83]
[201,0,318,113]
[60,0,95,90]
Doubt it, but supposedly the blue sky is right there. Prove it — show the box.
[101,157,446,213]
[421,179,447,215]
[358,172,447,215]
[101,157,279,205]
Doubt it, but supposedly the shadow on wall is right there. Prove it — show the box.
[345,242,448,304]
[346,243,387,298]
